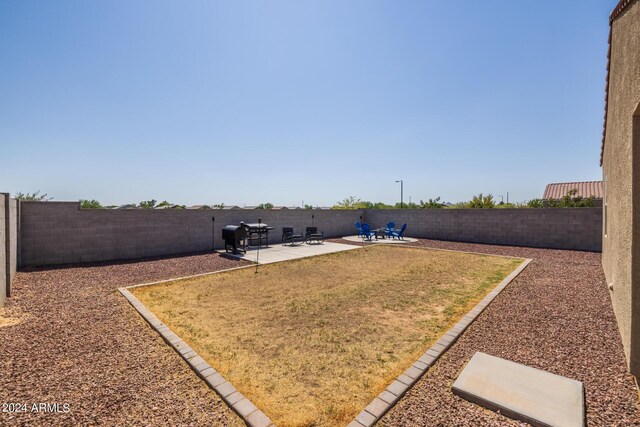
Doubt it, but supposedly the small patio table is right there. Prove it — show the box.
[374,228,387,239]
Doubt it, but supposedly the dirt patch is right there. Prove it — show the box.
[0,307,23,328]
[132,245,523,426]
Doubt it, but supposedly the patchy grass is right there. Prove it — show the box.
[131,245,523,426]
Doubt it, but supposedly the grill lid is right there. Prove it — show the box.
[243,223,273,231]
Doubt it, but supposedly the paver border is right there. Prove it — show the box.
[119,285,274,427]
[348,257,533,427]
[119,246,364,427]
[119,244,531,427]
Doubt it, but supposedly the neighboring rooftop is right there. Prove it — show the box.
[543,181,603,200]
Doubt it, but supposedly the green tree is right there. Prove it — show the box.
[527,198,544,208]
[545,189,596,208]
[560,189,596,207]
[333,196,361,209]
[354,200,374,209]
[80,199,102,209]
[466,193,495,208]
[138,199,157,209]
[419,197,445,209]
[16,190,52,201]
[304,204,314,210]
[372,201,393,209]
[257,202,274,209]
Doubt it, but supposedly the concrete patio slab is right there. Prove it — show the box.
[217,241,360,264]
[452,352,585,427]
[342,235,418,244]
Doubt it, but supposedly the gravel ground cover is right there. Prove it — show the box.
[0,252,248,426]
[328,238,640,426]
[2,240,639,427]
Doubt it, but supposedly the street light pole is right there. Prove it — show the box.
[395,180,404,209]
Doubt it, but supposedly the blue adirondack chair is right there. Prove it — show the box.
[361,223,376,241]
[385,221,395,238]
[391,223,407,240]
[355,221,364,238]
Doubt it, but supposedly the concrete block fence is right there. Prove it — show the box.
[19,201,363,266]
[366,207,602,252]
[17,201,602,267]
[0,194,19,305]
[0,195,5,305]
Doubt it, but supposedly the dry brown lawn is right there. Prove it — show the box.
[131,245,523,426]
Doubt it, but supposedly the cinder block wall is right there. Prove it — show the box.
[20,202,364,266]
[18,202,602,267]
[0,195,5,306]
[8,198,18,293]
[1,194,19,303]
[364,208,602,251]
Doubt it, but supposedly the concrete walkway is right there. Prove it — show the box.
[217,241,360,264]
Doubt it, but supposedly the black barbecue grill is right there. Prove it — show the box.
[243,223,274,248]
[222,225,247,254]
[221,222,274,254]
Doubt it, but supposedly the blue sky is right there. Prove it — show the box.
[0,1,616,206]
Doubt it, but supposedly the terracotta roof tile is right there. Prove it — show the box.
[543,181,603,200]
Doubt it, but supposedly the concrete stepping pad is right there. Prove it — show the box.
[452,352,585,427]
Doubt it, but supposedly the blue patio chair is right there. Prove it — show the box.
[355,221,364,238]
[385,221,395,238]
[361,223,376,241]
[391,223,407,240]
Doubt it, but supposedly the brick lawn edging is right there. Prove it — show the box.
[348,257,533,427]
[118,263,273,427]
[118,248,531,427]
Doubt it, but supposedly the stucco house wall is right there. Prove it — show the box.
[601,0,640,380]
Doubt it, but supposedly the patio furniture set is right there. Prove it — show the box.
[222,221,325,254]
[281,226,325,246]
[355,221,407,241]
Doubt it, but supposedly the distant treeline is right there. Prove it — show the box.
[14,189,597,210]
[331,190,597,209]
